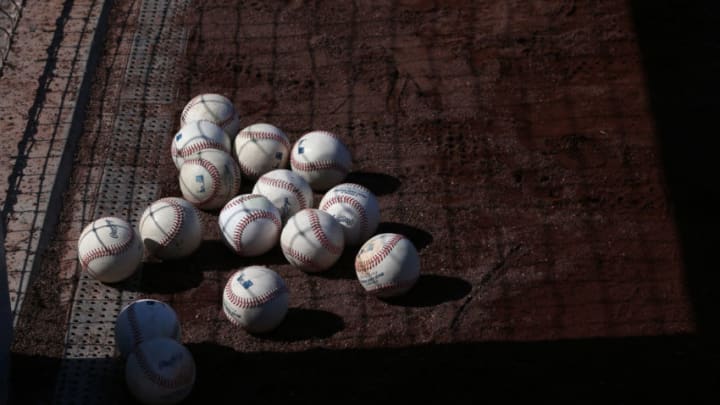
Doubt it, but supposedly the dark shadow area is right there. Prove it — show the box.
[383,274,471,307]
[344,171,401,196]
[184,335,715,403]
[631,2,720,340]
[316,244,361,280]
[261,308,344,342]
[376,222,433,251]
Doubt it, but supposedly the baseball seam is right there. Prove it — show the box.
[281,243,322,271]
[134,346,194,389]
[237,159,261,179]
[173,139,227,159]
[290,154,349,174]
[319,195,368,237]
[155,198,185,248]
[307,210,343,256]
[183,158,221,207]
[127,303,143,349]
[355,234,404,273]
[80,226,137,270]
[258,177,307,209]
[224,279,287,309]
[181,97,236,130]
[220,195,266,213]
[232,211,281,254]
[237,130,291,150]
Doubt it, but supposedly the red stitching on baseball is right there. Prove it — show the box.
[307,210,342,255]
[181,96,236,130]
[237,130,291,150]
[220,194,266,214]
[257,176,307,209]
[183,158,222,206]
[319,195,368,237]
[156,198,184,247]
[134,345,194,389]
[355,234,404,273]
[232,211,281,254]
[224,278,287,309]
[173,139,227,159]
[291,154,349,174]
[237,159,261,179]
[127,303,143,349]
[281,243,322,271]
[80,224,137,270]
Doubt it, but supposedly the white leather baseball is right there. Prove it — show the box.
[171,120,231,169]
[178,149,241,210]
[139,197,202,260]
[125,337,196,404]
[252,169,313,223]
[355,233,420,297]
[115,299,181,358]
[319,183,380,246]
[77,216,144,283]
[222,266,289,333]
[180,93,241,139]
[218,194,282,257]
[289,130,352,191]
[234,123,291,180]
[280,209,345,272]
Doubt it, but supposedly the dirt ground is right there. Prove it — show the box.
[10,0,720,403]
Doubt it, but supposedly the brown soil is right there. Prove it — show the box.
[12,0,714,403]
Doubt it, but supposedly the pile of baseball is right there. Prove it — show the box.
[76,94,421,403]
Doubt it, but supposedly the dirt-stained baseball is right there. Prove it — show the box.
[319,183,380,246]
[280,208,345,272]
[115,299,181,358]
[125,337,196,404]
[234,123,291,180]
[222,266,289,333]
[289,130,352,191]
[252,169,313,223]
[77,216,144,283]
[171,120,231,169]
[180,93,241,139]
[178,149,241,210]
[355,233,420,297]
[218,194,282,257]
[138,197,202,260]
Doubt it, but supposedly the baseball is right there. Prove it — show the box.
[355,233,420,298]
[178,149,241,210]
[234,123,291,180]
[125,337,196,404]
[280,208,345,272]
[252,169,313,223]
[180,93,241,139]
[289,130,352,191]
[77,216,144,283]
[222,266,289,333]
[319,183,380,246]
[115,299,181,358]
[218,194,282,257]
[138,197,202,260]
[171,120,231,169]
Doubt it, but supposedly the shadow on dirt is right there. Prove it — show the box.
[345,171,401,196]
[382,274,471,308]
[261,308,345,342]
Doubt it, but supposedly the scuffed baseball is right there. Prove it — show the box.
[319,183,380,246]
[139,197,202,260]
[234,123,291,180]
[280,209,345,272]
[171,120,231,169]
[218,194,282,257]
[222,266,289,333]
[115,299,181,358]
[77,216,144,283]
[125,338,196,404]
[289,130,352,191]
[180,93,241,139]
[355,233,420,297]
[178,149,241,210]
[252,169,313,223]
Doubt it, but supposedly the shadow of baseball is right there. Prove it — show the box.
[260,308,345,342]
[382,274,471,308]
[344,171,401,196]
[376,222,433,251]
